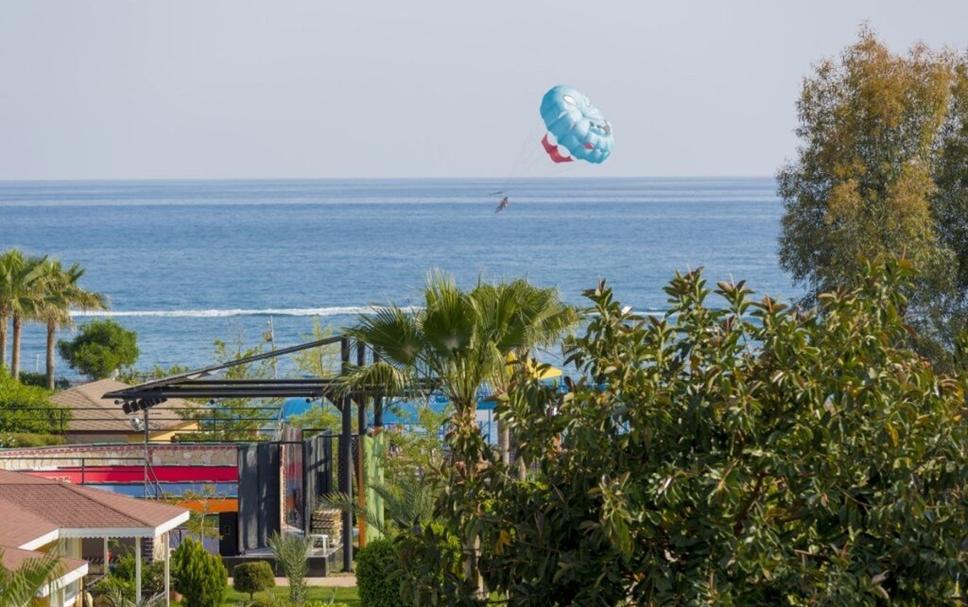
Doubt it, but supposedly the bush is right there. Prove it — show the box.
[232,561,275,600]
[170,538,227,607]
[356,539,406,607]
[0,370,68,433]
[17,372,69,390]
[112,553,165,598]
[58,319,139,379]
[480,261,968,604]
[0,432,66,448]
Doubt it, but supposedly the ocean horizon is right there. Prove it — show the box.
[0,177,798,376]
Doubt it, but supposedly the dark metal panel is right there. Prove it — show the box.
[237,444,260,553]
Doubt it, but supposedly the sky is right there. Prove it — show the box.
[0,0,965,180]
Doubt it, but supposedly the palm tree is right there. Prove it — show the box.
[0,251,46,379]
[34,260,107,389]
[0,549,63,607]
[342,273,576,596]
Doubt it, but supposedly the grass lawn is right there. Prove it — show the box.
[175,586,360,607]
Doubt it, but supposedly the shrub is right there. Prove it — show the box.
[267,533,309,605]
[112,553,165,597]
[232,561,275,600]
[356,539,406,607]
[0,370,68,433]
[17,372,69,390]
[480,261,968,604]
[170,538,227,607]
[58,319,139,379]
[0,432,66,448]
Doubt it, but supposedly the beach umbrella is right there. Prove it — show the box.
[539,85,613,164]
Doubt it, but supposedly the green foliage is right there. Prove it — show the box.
[778,27,968,350]
[177,336,279,441]
[16,371,68,390]
[0,432,66,448]
[394,524,463,606]
[108,553,165,598]
[0,547,63,607]
[465,260,968,605]
[0,369,68,433]
[344,274,576,598]
[356,539,406,607]
[58,319,139,379]
[171,538,228,607]
[232,562,275,600]
[267,533,310,605]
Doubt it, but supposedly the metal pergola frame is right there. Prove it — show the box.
[102,334,385,572]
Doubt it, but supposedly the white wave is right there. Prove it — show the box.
[70,306,421,319]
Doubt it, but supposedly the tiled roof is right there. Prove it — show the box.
[0,469,188,543]
[51,379,195,433]
[0,496,58,548]
[0,546,87,577]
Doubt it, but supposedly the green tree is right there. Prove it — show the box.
[778,28,968,348]
[58,319,138,379]
[0,548,63,607]
[267,533,309,606]
[342,273,575,599]
[469,260,968,605]
[33,259,107,388]
[170,538,227,607]
[0,250,46,379]
[0,369,69,433]
[176,336,278,441]
[232,562,275,601]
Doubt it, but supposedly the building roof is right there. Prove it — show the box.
[0,546,88,587]
[0,469,189,541]
[52,379,196,433]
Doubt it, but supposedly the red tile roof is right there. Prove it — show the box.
[0,546,87,578]
[0,469,188,548]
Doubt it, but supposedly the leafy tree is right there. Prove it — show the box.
[0,250,46,379]
[355,539,406,607]
[33,259,106,388]
[232,562,275,600]
[778,28,968,348]
[58,319,139,379]
[170,538,227,607]
[176,336,278,441]
[267,533,309,605]
[467,260,968,605]
[0,369,69,433]
[0,548,63,607]
[342,274,576,598]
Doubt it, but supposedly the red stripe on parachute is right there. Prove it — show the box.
[541,134,573,163]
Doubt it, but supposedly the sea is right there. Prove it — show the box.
[0,177,798,378]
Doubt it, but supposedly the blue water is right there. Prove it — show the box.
[0,177,796,376]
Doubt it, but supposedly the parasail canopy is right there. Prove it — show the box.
[539,85,613,164]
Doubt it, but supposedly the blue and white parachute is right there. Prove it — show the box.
[539,85,613,164]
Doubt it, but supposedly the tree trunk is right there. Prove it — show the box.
[46,320,56,390]
[497,419,510,465]
[453,403,486,598]
[11,314,22,380]
[0,312,7,372]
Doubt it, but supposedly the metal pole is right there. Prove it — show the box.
[339,338,353,571]
[135,537,142,603]
[163,531,171,607]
